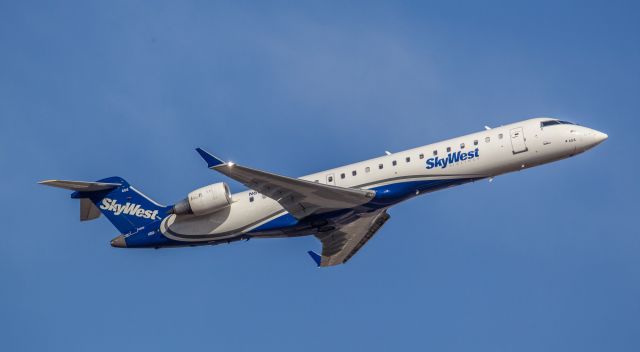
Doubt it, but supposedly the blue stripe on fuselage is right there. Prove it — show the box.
[250,212,299,233]
[365,177,480,208]
[248,177,481,234]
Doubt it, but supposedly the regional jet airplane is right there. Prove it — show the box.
[41,118,607,267]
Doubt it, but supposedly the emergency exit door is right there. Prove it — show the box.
[510,127,528,154]
[326,173,335,185]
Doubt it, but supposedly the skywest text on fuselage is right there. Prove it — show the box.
[426,148,480,169]
[99,198,159,220]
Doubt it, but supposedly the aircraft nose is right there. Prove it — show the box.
[594,131,608,143]
[589,130,608,146]
[110,235,127,248]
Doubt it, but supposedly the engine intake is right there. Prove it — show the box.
[172,182,232,216]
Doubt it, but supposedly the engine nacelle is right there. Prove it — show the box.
[172,182,232,216]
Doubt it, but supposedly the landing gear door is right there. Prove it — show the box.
[510,127,528,154]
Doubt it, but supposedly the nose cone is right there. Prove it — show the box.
[587,130,608,148]
[110,235,127,248]
[593,131,608,144]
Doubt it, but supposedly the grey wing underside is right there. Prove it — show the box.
[311,210,390,267]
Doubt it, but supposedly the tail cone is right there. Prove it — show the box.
[110,235,127,248]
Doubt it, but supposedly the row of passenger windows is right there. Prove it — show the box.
[320,134,505,184]
[318,131,519,187]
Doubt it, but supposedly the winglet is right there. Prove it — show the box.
[307,251,322,267]
[195,148,225,168]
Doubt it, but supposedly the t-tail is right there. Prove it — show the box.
[39,176,172,248]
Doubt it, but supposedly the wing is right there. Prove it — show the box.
[308,210,390,267]
[195,148,376,219]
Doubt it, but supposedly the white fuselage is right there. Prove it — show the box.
[160,117,607,244]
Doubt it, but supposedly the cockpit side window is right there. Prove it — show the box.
[541,120,576,127]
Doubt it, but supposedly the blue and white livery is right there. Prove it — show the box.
[41,118,607,267]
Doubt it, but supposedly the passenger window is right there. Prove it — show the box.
[446,147,451,152]
[392,160,397,166]
[340,173,345,179]
[485,137,490,143]
[433,150,438,156]
[352,170,357,176]
[460,143,465,149]
[328,176,333,182]
[498,133,503,139]
[365,166,370,173]
[419,153,424,159]
[249,196,254,202]
[474,140,478,146]
[378,163,384,169]
[405,157,410,163]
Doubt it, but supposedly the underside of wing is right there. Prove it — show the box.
[309,210,390,267]
[195,148,375,219]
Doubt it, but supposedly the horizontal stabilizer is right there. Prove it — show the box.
[39,180,121,192]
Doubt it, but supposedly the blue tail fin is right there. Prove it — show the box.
[70,176,170,234]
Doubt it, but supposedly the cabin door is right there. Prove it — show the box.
[510,127,528,154]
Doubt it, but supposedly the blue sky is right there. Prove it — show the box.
[1,1,639,351]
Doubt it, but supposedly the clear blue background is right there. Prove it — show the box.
[1,1,638,351]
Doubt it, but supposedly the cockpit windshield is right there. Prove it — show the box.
[541,120,576,127]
